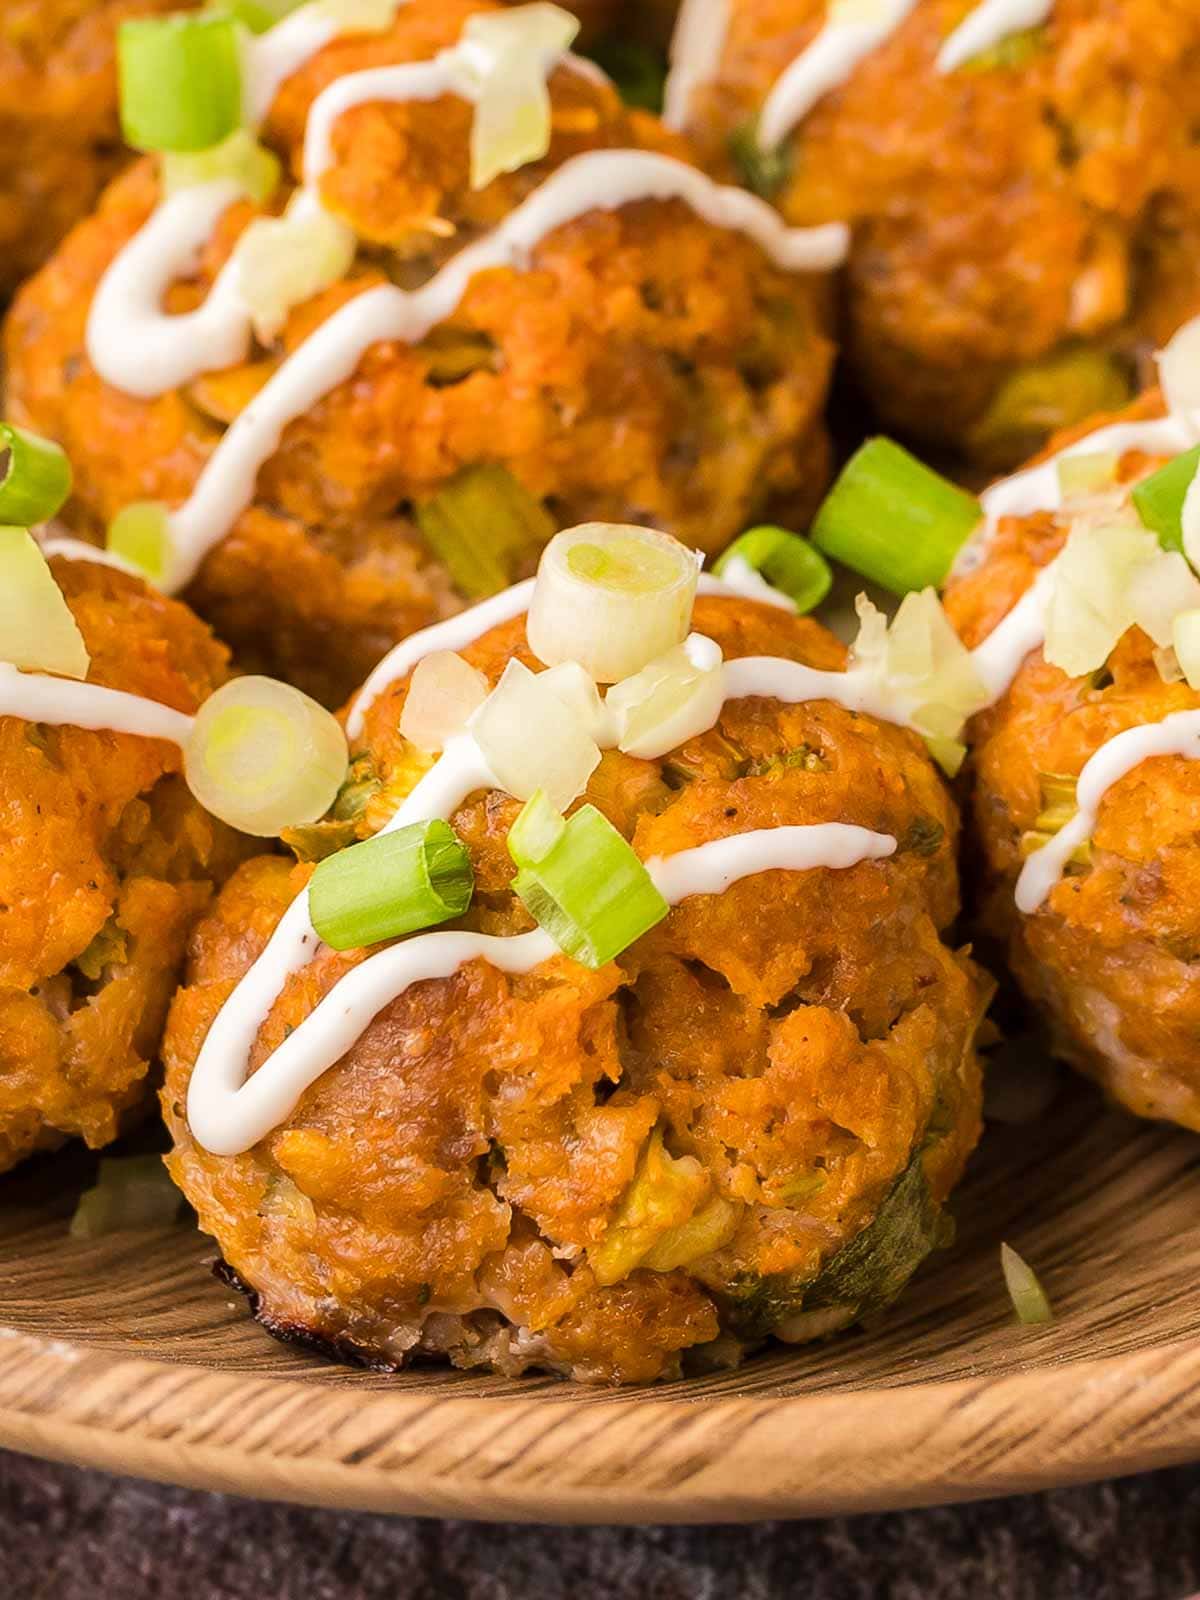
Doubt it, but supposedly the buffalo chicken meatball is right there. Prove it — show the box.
[666,0,1200,466]
[5,0,836,708]
[163,591,987,1384]
[0,555,246,1173]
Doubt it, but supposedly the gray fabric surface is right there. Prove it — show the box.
[3,1450,1200,1600]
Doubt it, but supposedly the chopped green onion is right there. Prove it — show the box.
[69,1155,183,1239]
[966,348,1132,466]
[1000,1241,1053,1326]
[224,0,305,31]
[1131,445,1200,554]
[728,121,790,200]
[0,424,72,526]
[161,129,282,205]
[810,438,982,594]
[107,500,173,583]
[585,37,666,111]
[281,751,382,862]
[0,527,90,680]
[309,819,474,950]
[508,791,668,968]
[1056,450,1119,501]
[460,6,580,190]
[416,465,556,600]
[507,784,566,862]
[714,525,832,613]
[184,676,348,837]
[959,24,1045,73]
[118,14,244,155]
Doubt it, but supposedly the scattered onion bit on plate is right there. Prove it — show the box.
[69,1155,184,1240]
[184,675,348,837]
[1000,1242,1054,1326]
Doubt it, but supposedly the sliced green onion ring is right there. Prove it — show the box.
[527,523,700,684]
[714,525,832,613]
[810,438,982,595]
[0,424,72,526]
[119,13,244,154]
[309,819,474,951]
[161,128,282,205]
[107,500,174,584]
[508,790,668,968]
[1000,1241,1053,1326]
[0,527,90,680]
[184,676,348,837]
[1131,445,1200,554]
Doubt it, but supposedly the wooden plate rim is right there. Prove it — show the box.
[3,1325,1199,1523]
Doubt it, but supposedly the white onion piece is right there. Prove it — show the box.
[314,0,399,30]
[850,588,987,742]
[469,658,600,811]
[0,528,89,681]
[1173,610,1200,690]
[1182,458,1200,574]
[1130,551,1200,648]
[458,5,579,190]
[537,660,618,745]
[399,650,490,753]
[607,634,724,760]
[234,194,357,344]
[527,523,701,684]
[184,676,348,837]
[1158,315,1200,441]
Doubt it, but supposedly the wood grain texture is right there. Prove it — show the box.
[2,1080,1199,1523]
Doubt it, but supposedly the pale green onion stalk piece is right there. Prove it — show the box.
[225,0,305,32]
[415,464,555,600]
[161,129,282,205]
[1000,1241,1053,1325]
[309,819,474,951]
[508,790,668,968]
[235,196,357,344]
[1131,445,1200,555]
[607,634,724,760]
[69,1155,183,1240]
[1056,450,1119,502]
[1173,610,1200,690]
[184,675,348,836]
[470,657,601,813]
[714,525,831,613]
[0,527,89,680]
[0,423,72,526]
[108,500,173,584]
[527,522,700,684]
[810,438,982,595]
[459,5,580,190]
[118,13,244,154]
[966,348,1131,467]
[399,649,490,753]
[507,784,567,862]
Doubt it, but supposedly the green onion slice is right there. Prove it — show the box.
[714,525,832,613]
[0,424,72,526]
[309,819,474,951]
[1131,445,1200,555]
[119,14,244,154]
[0,527,90,680]
[585,38,666,112]
[1000,1241,1053,1326]
[161,128,282,205]
[416,465,556,600]
[107,501,173,583]
[69,1155,183,1239]
[508,790,668,969]
[810,438,982,595]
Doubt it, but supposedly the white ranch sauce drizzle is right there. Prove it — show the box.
[187,823,895,1155]
[1016,711,1200,913]
[0,662,193,744]
[713,554,798,613]
[37,535,143,578]
[664,0,1055,141]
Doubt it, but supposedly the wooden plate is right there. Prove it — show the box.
[2,1080,1199,1524]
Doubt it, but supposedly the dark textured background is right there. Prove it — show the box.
[4,1451,1200,1599]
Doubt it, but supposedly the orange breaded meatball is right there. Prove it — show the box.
[162,594,987,1384]
[671,0,1200,466]
[5,0,834,709]
[945,391,1200,1129]
[0,0,200,301]
[0,557,247,1173]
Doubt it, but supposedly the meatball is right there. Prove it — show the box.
[162,592,986,1384]
[0,0,198,302]
[945,390,1200,1129]
[5,0,835,708]
[0,555,246,1173]
[667,0,1200,466]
